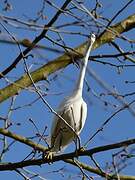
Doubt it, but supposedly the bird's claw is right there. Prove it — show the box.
[78,146,85,152]
[43,151,54,164]
[74,147,85,158]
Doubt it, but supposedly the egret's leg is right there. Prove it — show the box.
[73,136,82,158]
[78,146,85,153]
[71,106,81,152]
[77,135,81,150]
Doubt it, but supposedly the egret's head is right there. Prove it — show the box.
[90,33,96,44]
[83,33,96,57]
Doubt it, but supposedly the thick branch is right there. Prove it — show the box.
[0,158,135,180]
[0,146,135,180]
[0,127,135,165]
[0,14,135,103]
[0,127,135,178]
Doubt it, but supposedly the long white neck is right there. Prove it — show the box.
[74,38,95,96]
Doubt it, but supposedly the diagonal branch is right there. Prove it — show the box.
[0,38,63,53]
[0,0,72,79]
[0,14,135,103]
[0,128,47,152]
[65,159,135,180]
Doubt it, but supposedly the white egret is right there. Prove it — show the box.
[49,34,95,154]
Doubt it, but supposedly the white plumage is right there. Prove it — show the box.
[50,34,96,153]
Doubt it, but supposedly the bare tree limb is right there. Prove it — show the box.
[1,127,135,157]
[0,38,63,53]
[1,127,135,179]
[0,127,135,163]
[0,143,135,180]
[0,128,47,152]
[0,0,72,79]
[0,14,135,103]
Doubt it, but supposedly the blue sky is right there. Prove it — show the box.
[0,0,135,179]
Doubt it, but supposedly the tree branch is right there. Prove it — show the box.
[0,38,63,53]
[0,145,135,180]
[0,14,135,103]
[0,128,47,152]
[65,159,135,180]
[0,127,135,167]
[0,0,72,79]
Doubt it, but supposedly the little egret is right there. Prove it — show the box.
[49,34,95,154]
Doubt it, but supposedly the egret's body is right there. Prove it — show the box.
[50,34,95,153]
[51,92,87,152]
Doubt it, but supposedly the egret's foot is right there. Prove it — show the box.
[74,146,86,158]
[78,146,85,153]
[43,151,54,164]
